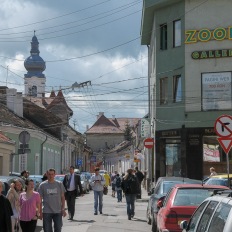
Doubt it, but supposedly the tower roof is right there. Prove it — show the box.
[24,32,46,78]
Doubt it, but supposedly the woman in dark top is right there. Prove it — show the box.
[0,181,13,232]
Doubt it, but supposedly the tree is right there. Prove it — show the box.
[124,121,133,141]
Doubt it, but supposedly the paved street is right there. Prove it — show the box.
[36,188,151,232]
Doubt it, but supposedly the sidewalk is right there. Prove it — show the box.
[136,187,150,203]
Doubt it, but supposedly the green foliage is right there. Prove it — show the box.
[124,121,133,141]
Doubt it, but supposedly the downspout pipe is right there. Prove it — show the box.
[40,135,48,174]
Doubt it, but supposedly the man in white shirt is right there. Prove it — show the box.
[63,166,83,220]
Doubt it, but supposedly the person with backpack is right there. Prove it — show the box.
[113,174,122,202]
[121,168,139,220]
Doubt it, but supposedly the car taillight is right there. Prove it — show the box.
[165,210,178,224]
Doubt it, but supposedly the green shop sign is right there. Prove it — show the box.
[185,27,232,44]
[192,49,232,59]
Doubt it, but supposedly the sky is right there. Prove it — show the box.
[0,0,148,133]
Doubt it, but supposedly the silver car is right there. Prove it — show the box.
[180,190,232,232]
[80,174,90,193]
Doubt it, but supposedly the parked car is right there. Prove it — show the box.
[81,171,92,190]
[29,175,43,191]
[205,174,232,188]
[80,174,90,193]
[156,184,229,232]
[55,174,65,182]
[0,176,25,195]
[180,189,232,232]
[147,177,201,230]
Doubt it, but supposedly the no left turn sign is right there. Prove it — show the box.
[214,115,232,138]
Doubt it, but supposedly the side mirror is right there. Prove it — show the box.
[157,199,163,208]
[179,220,188,229]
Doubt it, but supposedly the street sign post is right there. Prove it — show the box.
[214,115,232,188]
[144,138,154,149]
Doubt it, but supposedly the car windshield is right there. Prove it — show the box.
[173,189,215,206]
[55,176,65,182]
[205,178,228,186]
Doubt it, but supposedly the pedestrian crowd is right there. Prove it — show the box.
[1,166,145,231]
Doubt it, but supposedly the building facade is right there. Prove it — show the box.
[141,0,232,181]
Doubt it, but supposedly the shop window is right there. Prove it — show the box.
[165,144,181,176]
[160,77,168,105]
[160,23,167,50]
[173,20,181,47]
[173,75,182,102]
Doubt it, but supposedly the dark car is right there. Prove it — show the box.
[146,177,201,231]
[0,176,25,196]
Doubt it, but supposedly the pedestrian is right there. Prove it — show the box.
[113,173,122,202]
[103,171,111,195]
[0,181,13,232]
[63,165,83,220]
[20,170,28,181]
[90,167,106,215]
[135,167,144,199]
[111,170,117,197]
[38,168,67,232]
[41,172,48,181]
[6,179,24,232]
[121,168,139,220]
[209,167,217,176]
[19,179,41,232]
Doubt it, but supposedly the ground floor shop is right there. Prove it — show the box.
[155,127,232,181]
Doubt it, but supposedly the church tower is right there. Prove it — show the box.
[24,32,46,97]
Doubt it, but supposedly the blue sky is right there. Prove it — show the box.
[0,0,148,133]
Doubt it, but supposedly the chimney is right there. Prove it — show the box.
[97,112,104,119]
[6,88,23,117]
[86,125,89,131]
[112,115,115,120]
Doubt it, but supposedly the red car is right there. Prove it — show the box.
[156,184,229,232]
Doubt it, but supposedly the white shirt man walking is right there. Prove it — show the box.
[90,167,106,215]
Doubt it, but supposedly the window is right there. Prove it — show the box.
[187,201,208,232]
[208,202,232,232]
[173,75,182,102]
[160,24,167,50]
[173,20,181,47]
[160,77,168,104]
[196,201,218,232]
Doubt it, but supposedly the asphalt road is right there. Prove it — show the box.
[36,188,151,232]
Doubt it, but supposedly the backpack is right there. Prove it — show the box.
[126,175,139,194]
[115,177,121,188]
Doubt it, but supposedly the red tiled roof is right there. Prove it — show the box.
[86,115,140,134]
[0,132,14,144]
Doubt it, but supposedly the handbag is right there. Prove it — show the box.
[103,185,108,195]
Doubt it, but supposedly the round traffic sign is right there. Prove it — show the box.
[144,138,154,149]
[214,115,232,138]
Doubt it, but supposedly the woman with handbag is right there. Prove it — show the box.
[6,179,23,232]
[19,179,41,232]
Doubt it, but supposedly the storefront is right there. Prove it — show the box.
[156,127,232,180]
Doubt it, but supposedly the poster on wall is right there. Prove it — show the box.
[202,72,232,111]
[166,144,180,176]
[203,144,220,162]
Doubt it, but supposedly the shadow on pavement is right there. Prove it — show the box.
[132,217,147,223]
[102,213,117,216]
[70,219,95,223]
[35,226,43,232]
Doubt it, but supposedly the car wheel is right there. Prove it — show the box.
[151,214,157,232]
[146,207,151,225]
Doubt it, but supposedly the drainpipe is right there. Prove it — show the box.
[40,135,48,174]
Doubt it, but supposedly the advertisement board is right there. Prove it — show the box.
[202,72,232,111]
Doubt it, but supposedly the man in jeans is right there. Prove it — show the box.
[38,168,66,232]
[90,167,106,215]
